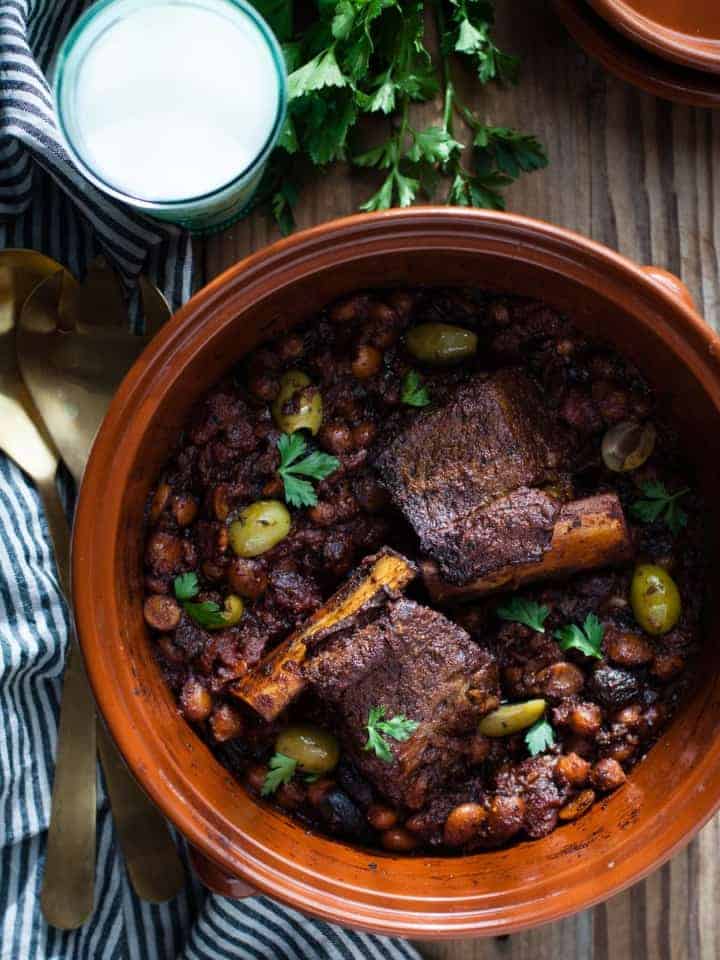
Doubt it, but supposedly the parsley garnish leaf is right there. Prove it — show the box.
[261,753,298,796]
[255,1,546,231]
[173,572,228,628]
[497,597,549,634]
[277,433,340,508]
[182,601,227,630]
[554,613,604,660]
[364,706,419,764]
[525,718,555,757]
[631,481,690,536]
[174,572,199,601]
[401,370,431,407]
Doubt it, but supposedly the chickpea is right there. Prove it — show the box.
[318,422,353,455]
[149,482,171,523]
[478,699,546,737]
[650,653,684,681]
[248,371,279,402]
[330,295,369,324]
[558,788,596,822]
[143,594,181,632]
[155,633,185,664]
[272,370,323,435]
[275,724,340,774]
[180,678,213,722]
[351,421,376,449]
[262,476,284,498]
[276,781,306,811]
[171,494,198,527]
[278,333,304,362]
[209,703,244,742]
[406,322,478,365]
[381,828,418,853]
[351,344,383,380]
[555,753,591,787]
[227,557,268,600]
[590,758,626,792]
[601,421,656,472]
[367,805,399,831]
[631,564,681,635]
[229,500,291,557]
[145,531,183,575]
[213,485,232,521]
[443,803,486,847]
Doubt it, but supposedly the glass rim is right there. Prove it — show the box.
[53,0,288,210]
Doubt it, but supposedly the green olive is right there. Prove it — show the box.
[272,370,323,435]
[221,594,244,627]
[601,421,656,472]
[406,323,478,365]
[275,724,340,774]
[631,563,681,635]
[478,699,547,737]
[229,500,291,558]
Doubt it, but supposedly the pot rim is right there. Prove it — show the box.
[73,207,720,936]
[587,0,720,74]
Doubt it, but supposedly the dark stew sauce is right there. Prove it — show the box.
[142,288,705,854]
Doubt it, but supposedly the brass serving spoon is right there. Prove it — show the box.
[0,255,97,930]
[16,266,185,917]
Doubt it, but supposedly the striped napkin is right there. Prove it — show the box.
[0,2,423,957]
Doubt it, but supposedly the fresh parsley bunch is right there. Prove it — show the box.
[252,0,547,232]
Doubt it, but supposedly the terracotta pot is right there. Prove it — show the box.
[554,0,720,108]
[587,0,720,74]
[73,208,720,938]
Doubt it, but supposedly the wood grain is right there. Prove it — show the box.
[204,1,719,956]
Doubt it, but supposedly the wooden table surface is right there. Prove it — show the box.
[204,2,720,957]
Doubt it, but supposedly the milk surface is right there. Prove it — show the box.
[73,1,280,202]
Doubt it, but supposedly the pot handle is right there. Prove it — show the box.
[188,845,258,899]
[641,266,697,312]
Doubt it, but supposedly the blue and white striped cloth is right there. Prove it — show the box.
[0,1,423,957]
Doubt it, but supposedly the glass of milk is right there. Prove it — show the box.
[53,0,287,233]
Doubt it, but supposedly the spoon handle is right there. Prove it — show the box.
[37,474,98,930]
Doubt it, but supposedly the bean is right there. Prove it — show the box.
[443,803,486,847]
[650,653,684,681]
[307,778,336,807]
[568,702,602,737]
[209,703,244,742]
[143,594,181,632]
[149,482,171,523]
[275,724,340,774]
[485,795,525,841]
[367,805,399,831]
[171,494,198,526]
[555,753,591,787]
[245,763,268,794]
[155,633,185,664]
[278,333,305,361]
[145,531,183,576]
[227,557,268,600]
[537,662,585,698]
[248,371,279,402]
[180,678,213,722]
[330,295,368,324]
[381,828,418,853]
[478,699,546,736]
[605,629,654,667]
[229,500,291,557]
[276,781,306,811]
[272,370,323,435]
[212,485,232,521]
[318,423,353,455]
[590,758,626,792]
[558,788,596,822]
[351,421,376,449]
[406,322,478,365]
[262,475,284,499]
[352,344,383,380]
[631,564,681,636]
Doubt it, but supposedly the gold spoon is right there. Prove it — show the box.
[0,256,97,929]
[16,266,186,915]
